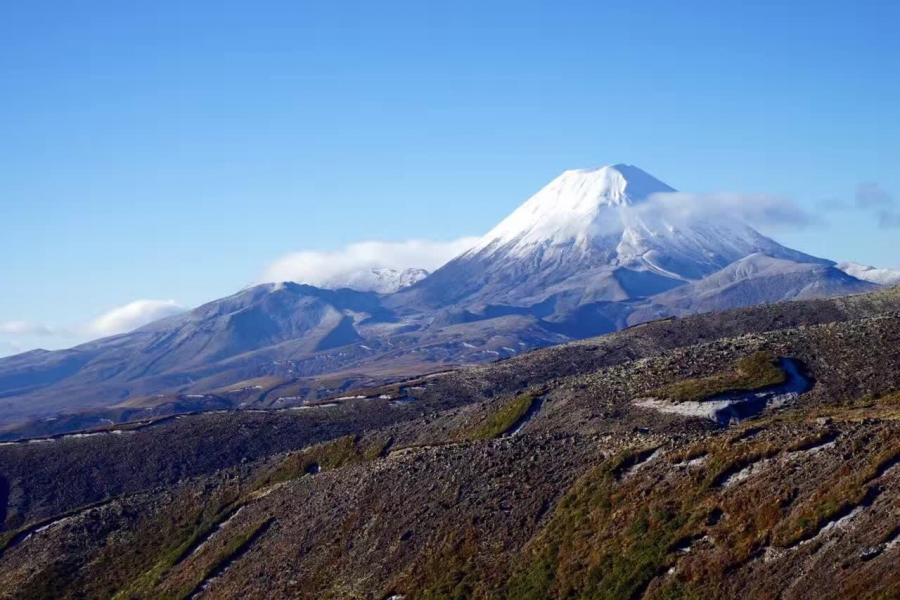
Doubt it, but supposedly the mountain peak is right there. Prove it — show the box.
[468,163,675,255]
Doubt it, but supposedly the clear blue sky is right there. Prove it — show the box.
[1,1,898,353]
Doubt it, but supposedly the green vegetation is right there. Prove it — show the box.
[775,436,900,547]
[876,391,900,407]
[503,450,703,600]
[42,434,392,599]
[469,393,537,440]
[857,390,900,408]
[254,434,390,490]
[178,517,274,600]
[109,487,245,599]
[652,351,787,403]
[5,483,252,599]
[415,527,483,600]
[701,442,779,489]
[650,580,707,600]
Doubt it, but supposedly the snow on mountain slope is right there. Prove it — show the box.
[401,164,828,309]
[469,164,676,254]
[464,164,821,273]
[319,267,429,293]
[629,254,877,321]
[838,262,900,286]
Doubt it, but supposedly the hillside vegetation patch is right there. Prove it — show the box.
[652,351,787,403]
[503,449,704,600]
[255,434,391,490]
[469,393,538,440]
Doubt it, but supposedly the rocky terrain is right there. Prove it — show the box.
[1,286,899,599]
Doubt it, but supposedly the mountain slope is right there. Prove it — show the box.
[630,253,878,320]
[394,164,830,311]
[0,283,389,422]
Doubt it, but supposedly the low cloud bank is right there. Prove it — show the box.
[86,299,184,337]
[0,321,55,336]
[258,237,479,286]
[640,191,821,231]
[0,299,184,357]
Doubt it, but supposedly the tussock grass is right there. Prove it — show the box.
[786,430,837,453]
[503,449,704,600]
[254,434,391,490]
[469,393,537,440]
[702,443,780,489]
[178,517,274,600]
[774,436,900,547]
[652,351,787,403]
[109,487,244,599]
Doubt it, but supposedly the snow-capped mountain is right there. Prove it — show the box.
[838,262,900,286]
[398,164,828,309]
[319,267,429,293]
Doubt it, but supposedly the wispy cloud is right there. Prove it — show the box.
[857,182,893,209]
[0,321,56,336]
[637,191,821,231]
[819,182,899,229]
[878,210,900,229]
[0,299,184,357]
[85,299,183,337]
[259,237,479,286]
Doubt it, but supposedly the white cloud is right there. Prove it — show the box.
[818,182,899,229]
[638,191,821,230]
[0,299,185,357]
[86,299,184,337]
[259,237,479,286]
[0,321,55,336]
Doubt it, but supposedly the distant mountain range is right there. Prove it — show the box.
[0,164,888,430]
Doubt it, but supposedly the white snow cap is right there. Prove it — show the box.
[470,164,675,254]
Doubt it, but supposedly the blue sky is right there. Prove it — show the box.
[1,1,898,354]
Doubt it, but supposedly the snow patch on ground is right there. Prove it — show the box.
[634,358,810,425]
[622,448,663,479]
[721,458,774,488]
[289,402,339,410]
[190,507,245,558]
